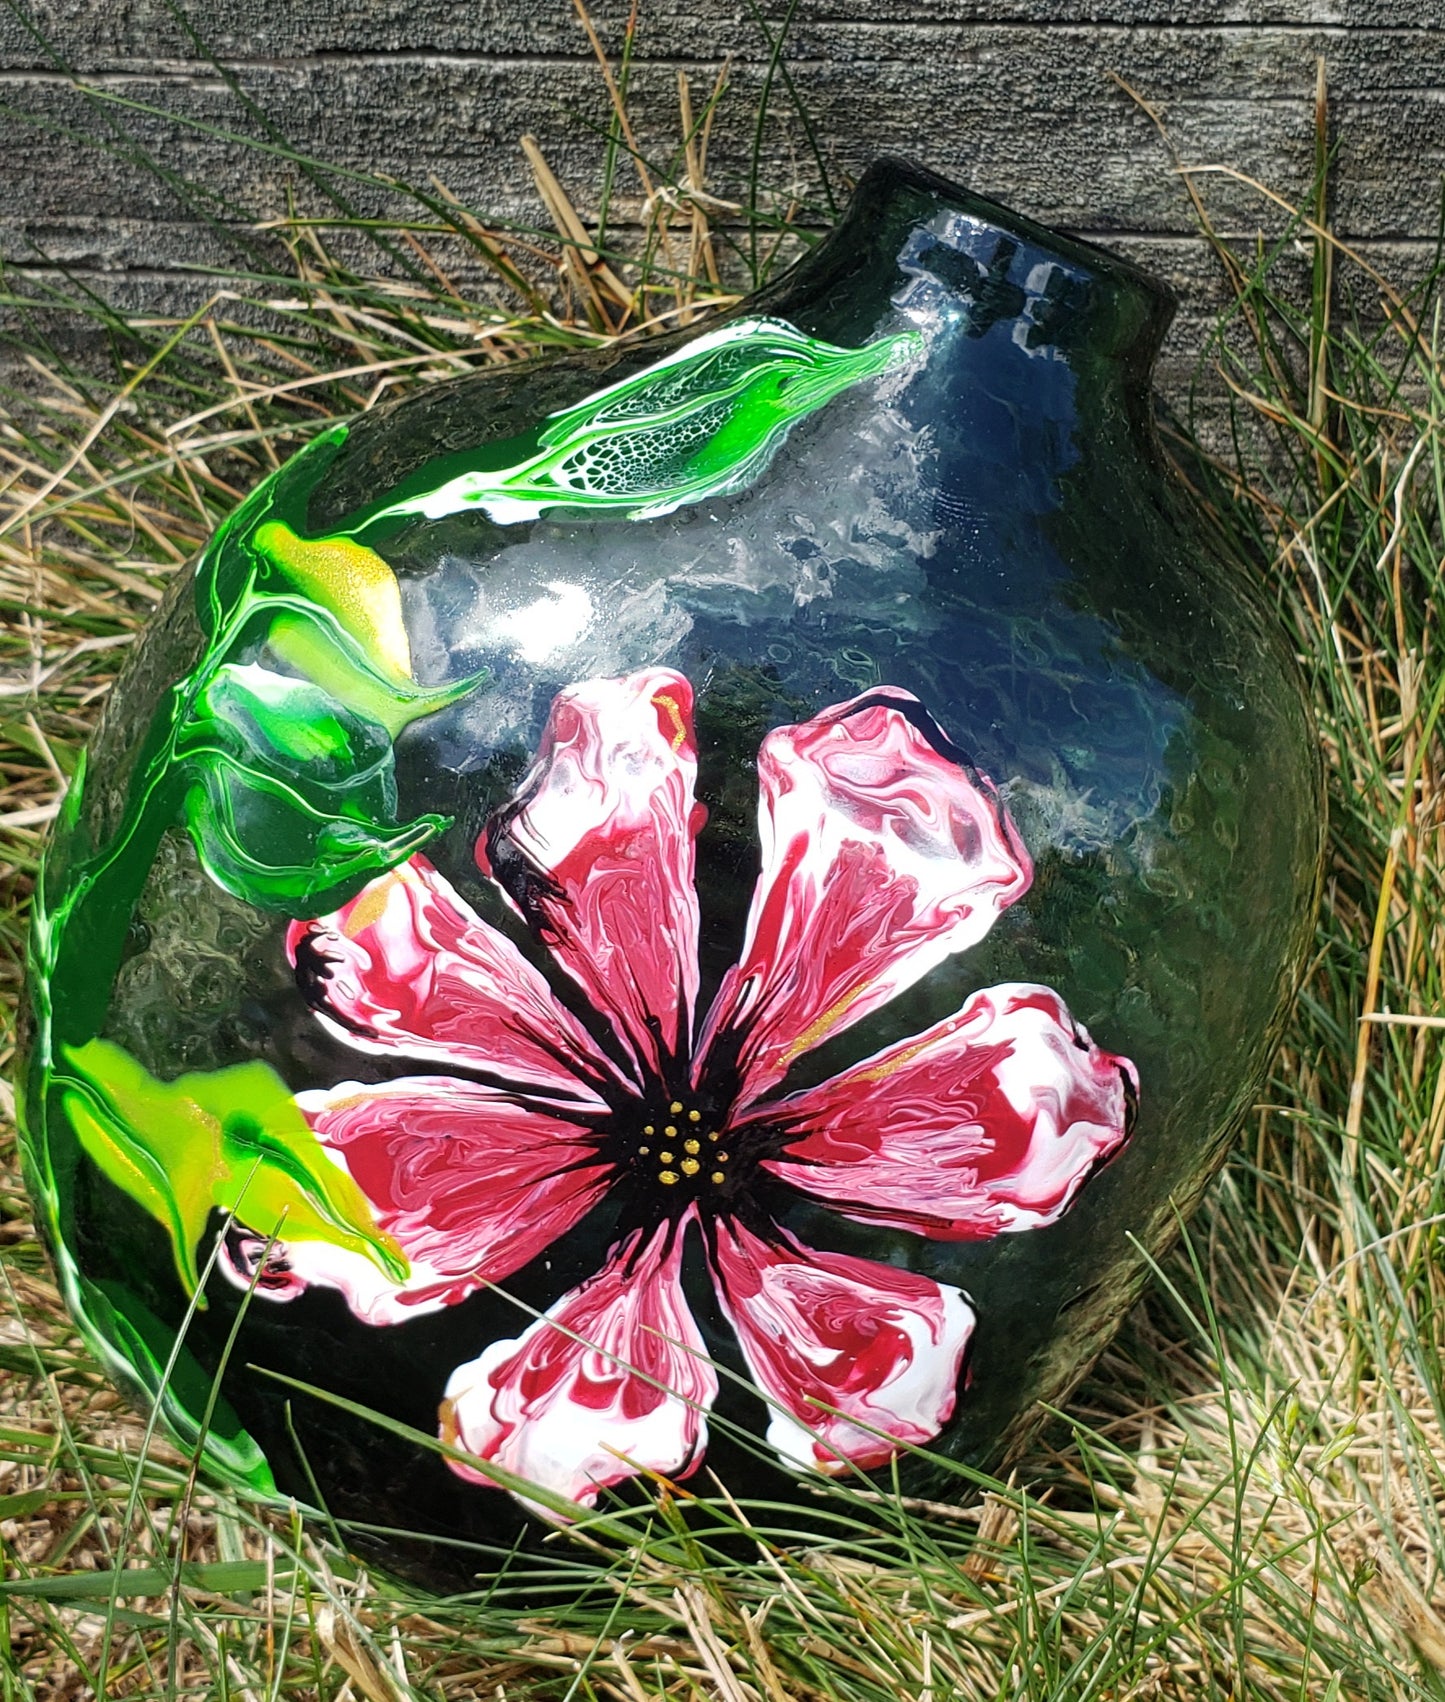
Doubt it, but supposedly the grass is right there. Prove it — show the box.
[0,27,1441,1699]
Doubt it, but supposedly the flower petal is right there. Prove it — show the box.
[287,855,620,1104]
[696,689,1031,1104]
[220,1226,417,1319]
[440,1217,717,1516]
[478,668,704,1082]
[711,1219,973,1474]
[764,983,1137,1239]
[258,1077,614,1322]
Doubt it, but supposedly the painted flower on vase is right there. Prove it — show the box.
[227,669,1137,1516]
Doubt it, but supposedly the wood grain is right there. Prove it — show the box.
[2,1,1440,407]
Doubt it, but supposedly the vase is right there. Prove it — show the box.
[20,157,1324,1589]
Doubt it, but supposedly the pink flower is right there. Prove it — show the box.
[235,669,1136,1516]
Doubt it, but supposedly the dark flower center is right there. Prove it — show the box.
[630,1097,732,1194]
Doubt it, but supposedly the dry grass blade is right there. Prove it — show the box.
[315,1602,408,1702]
[521,132,635,330]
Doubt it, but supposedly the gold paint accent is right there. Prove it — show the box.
[643,1125,655,1136]
[638,1146,650,1156]
[717,1152,729,1163]
[851,1035,936,1086]
[683,1138,700,1155]
[659,1151,675,1165]
[322,1089,371,1113]
[664,1125,677,1138]
[680,1158,700,1176]
[708,1131,720,1142]
[669,1101,684,1114]
[652,690,689,753]
[687,1109,701,1122]
[781,985,867,1068]
[340,869,398,939]
[659,1170,679,1186]
[438,1394,459,1444]
[710,1171,725,1185]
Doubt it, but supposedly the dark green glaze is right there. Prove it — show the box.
[19,159,1323,1587]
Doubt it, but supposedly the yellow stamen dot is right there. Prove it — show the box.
[684,1138,700,1155]
[664,1124,678,1138]
[711,1171,725,1185]
[688,1109,701,1122]
[659,1170,679,1186]
[670,1101,684,1114]
[708,1131,720,1142]
[717,1152,729,1163]
[643,1125,655,1136]
[639,1146,650,1156]
[659,1151,674,1165]
[680,1158,700,1176]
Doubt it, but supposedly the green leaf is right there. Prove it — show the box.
[192,424,349,644]
[362,316,922,527]
[67,1272,277,1495]
[263,608,479,739]
[195,458,487,738]
[179,663,449,910]
[192,661,396,775]
[184,761,445,910]
[59,1039,407,1302]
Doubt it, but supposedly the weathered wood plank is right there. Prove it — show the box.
[5,1,1443,65]
[0,35,1440,266]
[3,1,1439,438]
[6,19,1443,95]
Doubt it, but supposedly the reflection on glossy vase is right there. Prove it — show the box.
[21,158,1323,1582]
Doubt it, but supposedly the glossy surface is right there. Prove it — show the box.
[20,159,1323,1583]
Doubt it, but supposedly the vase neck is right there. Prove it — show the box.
[762,158,1175,381]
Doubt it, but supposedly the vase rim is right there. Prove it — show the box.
[853,155,1178,324]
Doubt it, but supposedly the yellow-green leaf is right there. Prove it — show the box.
[263,612,473,740]
[60,1040,406,1301]
[253,520,413,685]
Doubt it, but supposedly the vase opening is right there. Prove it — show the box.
[763,156,1175,381]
